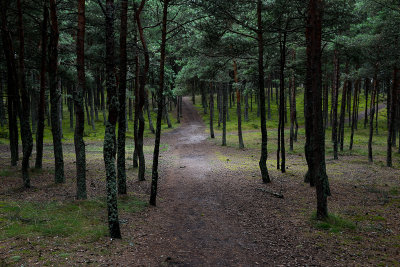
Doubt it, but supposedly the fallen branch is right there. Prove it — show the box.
[256,188,284,199]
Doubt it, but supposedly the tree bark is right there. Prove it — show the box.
[146,90,155,133]
[339,62,348,152]
[117,0,128,195]
[233,60,244,149]
[278,31,287,173]
[150,0,168,206]
[15,0,33,188]
[304,0,330,220]
[350,79,359,150]
[289,49,297,151]
[135,0,149,181]
[387,66,398,167]
[222,83,227,146]
[257,0,270,183]
[331,49,340,159]
[132,21,139,168]
[209,82,215,138]
[49,0,65,184]
[364,78,369,129]
[75,0,87,199]
[35,2,48,169]
[103,0,122,239]
[368,76,378,162]
[1,2,20,168]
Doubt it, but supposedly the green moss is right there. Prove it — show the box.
[0,169,11,177]
[0,196,146,241]
[311,213,356,233]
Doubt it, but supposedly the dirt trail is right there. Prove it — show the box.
[119,97,334,266]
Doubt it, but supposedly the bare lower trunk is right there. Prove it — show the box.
[257,0,270,183]
[49,0,64,184]
[368,77,378,162]
[209,83,215,138]
[150,0,169,206]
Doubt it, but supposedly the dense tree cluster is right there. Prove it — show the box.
[0,0,398,237]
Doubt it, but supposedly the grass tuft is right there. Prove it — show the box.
[311,213,356,233]
[0,196,147,241]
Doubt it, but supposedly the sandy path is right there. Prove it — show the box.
[118,97,333,266]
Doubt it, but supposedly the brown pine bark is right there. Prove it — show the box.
[233,60,244,149]
[339,62,349,152]
[304,0,330,219]
[257,0,270,183]
[387,67,398,167]
[103,0,122,238]
[75,0,87,199]
[1,1,20,168]
[290,50,297,151]
[17,0,33,188]
[150,0,169,206]
[209,82,215,138]
[134,0,148,181]
[49,0,65,184]
[350,79,360,150]
[117,0,128,195]
[368,76,378,162]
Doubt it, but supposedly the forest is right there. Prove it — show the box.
[0,0,399,265]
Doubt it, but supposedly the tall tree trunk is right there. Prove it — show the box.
[132,23,139,169]
[290,49,297,151]
[387,66,398,167]
[350,79,359,150]
[1,2,20,167]
[376,87,379,134]
[117,0,128,195]
[176,96,180,123]
[257,0,270,183]
[16,0,33,188]
[267,75,271,119]
[35,2,48,169]
[368,76,378,162]
[323,82,329,129]
[135,0,149,182]
[278,32,287,173]
[150,0,168,206]
[128,80,133,121]
[75,0,87,199]
[88,85,95,130]
[68,85,74,130]
[209,82,215,138]
[146,90,155,133]
[103,0,122,239]
[222,83,227,146]
[364,78,369,129]
[49,0,65,184]
[331,49,340,159]
[233,60,244,149]
[0,73,4,127]
[305,0,330,219]
[244,87,249,122]
[339,62,348,152]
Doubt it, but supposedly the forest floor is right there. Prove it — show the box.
[1,97,400,266]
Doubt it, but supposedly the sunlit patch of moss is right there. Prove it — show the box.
[214,151,258,171]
